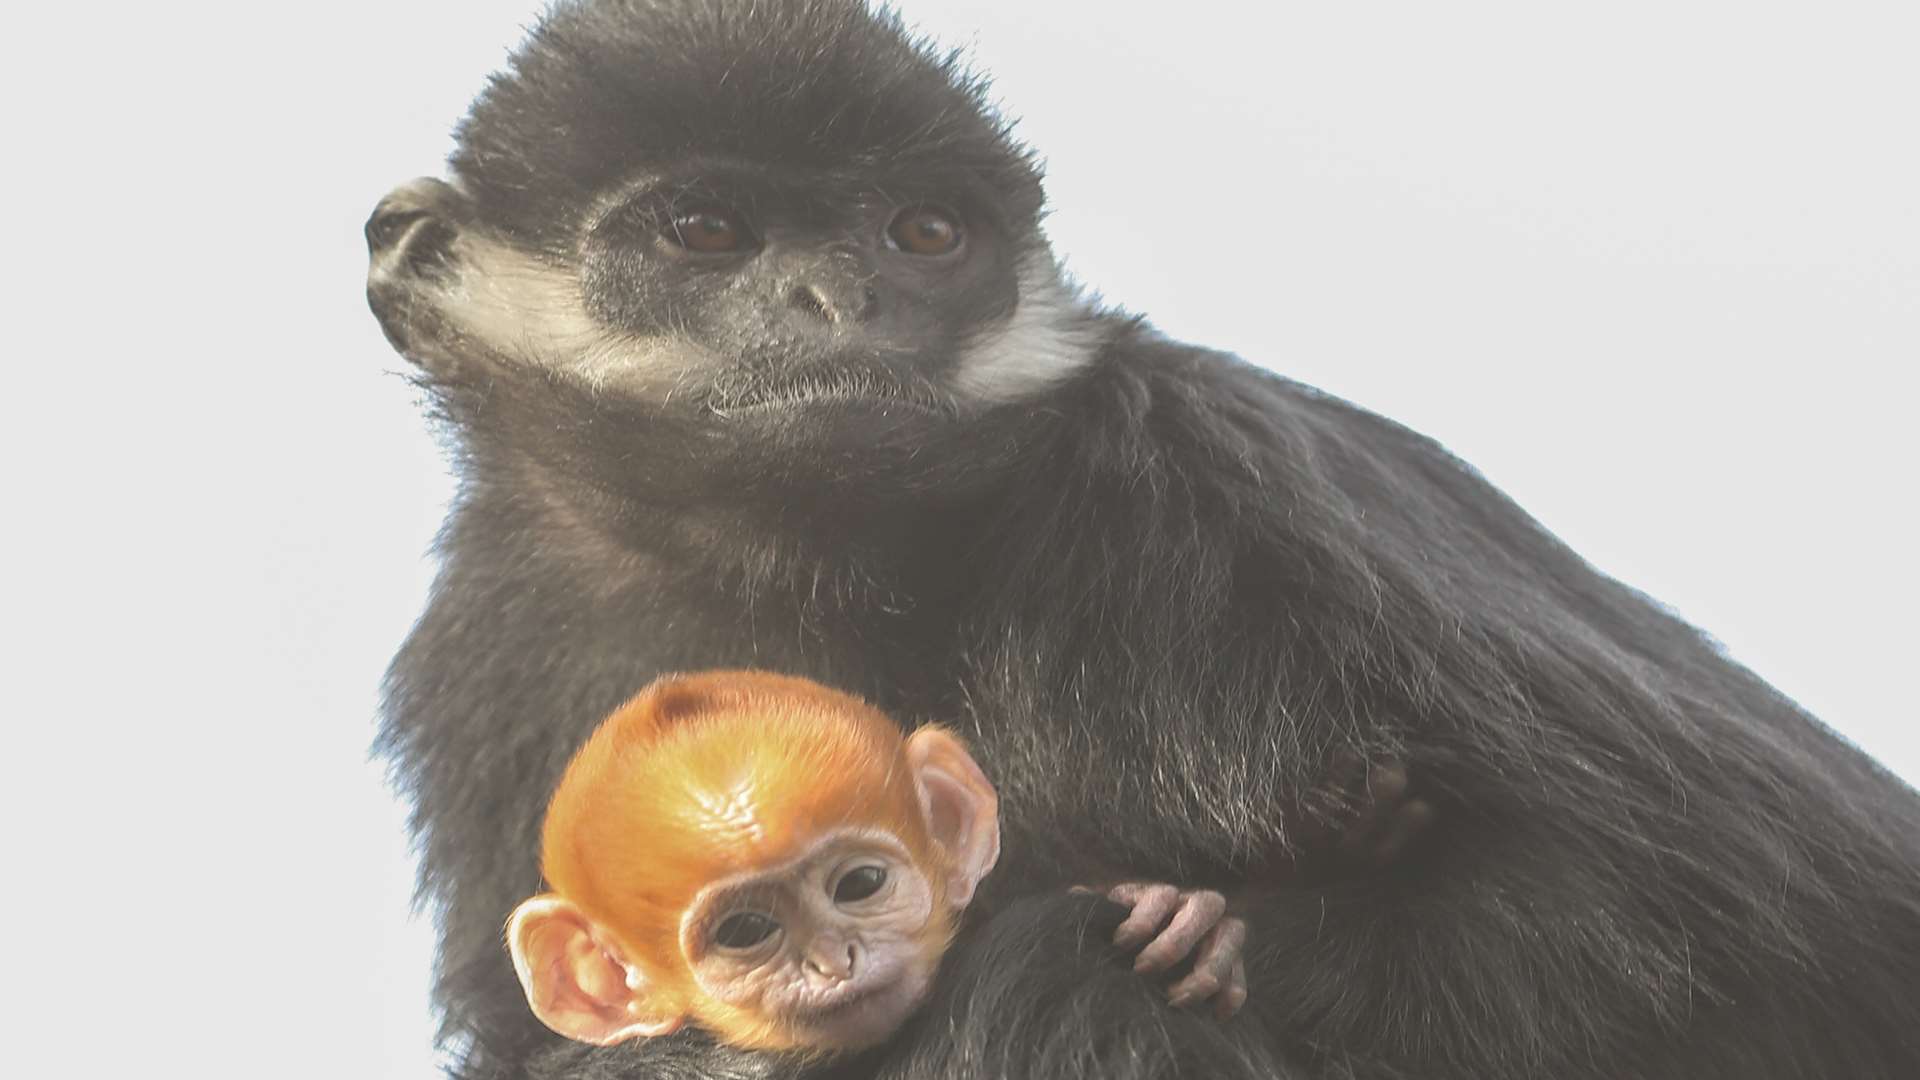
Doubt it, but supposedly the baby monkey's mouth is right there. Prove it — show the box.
[795,981,887,1019]
[787,973,930,1050]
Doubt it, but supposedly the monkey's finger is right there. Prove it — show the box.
[1166,915,1246,1007]
[1134,890,1227,972]
[1109,883,1183,948]
[1349,762,1408,825]
[1336,763,1411,860]
[1366,798,1436,866]
[1295,751,1363,844]
[1215,959,1248,1020]
[1365,761,1409,806]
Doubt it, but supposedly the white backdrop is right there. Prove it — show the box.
[6,2,1914,1078]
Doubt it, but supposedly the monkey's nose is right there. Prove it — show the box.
[804,940,859,982]
[786,281,879,325]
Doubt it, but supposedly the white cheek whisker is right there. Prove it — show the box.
[951,253,1105,404]
[443,231,686,394]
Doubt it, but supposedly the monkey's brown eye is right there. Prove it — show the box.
[833,866,888,903]
[712,912,778,949]
[664,207,750,254]
[886,206,963,256]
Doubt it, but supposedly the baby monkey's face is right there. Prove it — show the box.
[681,828,945,1049]
[509,677,1000,1054]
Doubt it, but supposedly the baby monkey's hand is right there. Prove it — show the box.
[1081,883,1248,1019]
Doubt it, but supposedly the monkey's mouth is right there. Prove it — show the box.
[707,388,948,419]
[702,356,957,419]
[795,982,888,1020]
[790,977,923,1046]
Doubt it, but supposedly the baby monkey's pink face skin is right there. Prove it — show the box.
[681,828,942,1049]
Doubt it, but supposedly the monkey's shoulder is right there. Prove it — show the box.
[1054,325,1484,512]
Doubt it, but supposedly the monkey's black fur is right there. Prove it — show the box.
[369,3,1920,1078]
[452,0,1043,256]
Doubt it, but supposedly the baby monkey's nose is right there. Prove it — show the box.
[805,939,860,982]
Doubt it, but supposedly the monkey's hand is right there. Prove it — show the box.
[1095,883,1248,1019]
[1296,756,1436,872]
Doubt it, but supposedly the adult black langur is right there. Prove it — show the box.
[364,2,1920,1078]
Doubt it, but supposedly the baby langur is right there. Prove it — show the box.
[507,671,995,1052]
[507,671,1263,1055]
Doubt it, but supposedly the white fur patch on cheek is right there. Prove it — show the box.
[442,232,698,394]
[950,254,1104,404]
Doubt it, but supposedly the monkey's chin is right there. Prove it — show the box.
[792,973,932,1051]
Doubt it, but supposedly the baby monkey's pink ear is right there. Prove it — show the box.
[905,726,1002,910]
[505,895,685,1045]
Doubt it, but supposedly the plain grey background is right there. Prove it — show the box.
[6,2,1913,1078]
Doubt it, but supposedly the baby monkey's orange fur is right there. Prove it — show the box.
[508,671,1000,1053]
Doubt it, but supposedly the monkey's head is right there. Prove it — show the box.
[507,671,1000,1053]
[367,0,1099,507]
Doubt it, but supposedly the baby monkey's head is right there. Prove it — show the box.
[508,670,1000,1053]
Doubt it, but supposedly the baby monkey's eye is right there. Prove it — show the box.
[664,206,752,253]
[886,206,963,256]
[712,912,779,949]
[833,866,888,903]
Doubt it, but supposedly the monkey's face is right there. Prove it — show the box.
[365,165,1098,508]
[366,1,1100,506]
[675,827,949,1051]
[366,167,1055,397]
[582,171,1026,413]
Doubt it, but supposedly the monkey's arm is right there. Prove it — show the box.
[1085,757,1437,1020]
[1263,757,1437,884]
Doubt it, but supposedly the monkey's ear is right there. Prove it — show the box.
[905,727,1001,910]
[505,895,685,1045]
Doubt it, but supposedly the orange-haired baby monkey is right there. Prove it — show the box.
[508,671,1418,1053]
[507,670,1005,1053]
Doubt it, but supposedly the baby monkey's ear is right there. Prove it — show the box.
[904,726,1001,910]
[505,895,685,1045]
